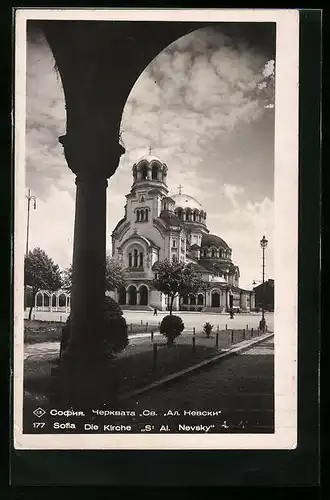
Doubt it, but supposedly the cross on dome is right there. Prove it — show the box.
[148,145,152,155]
[178,184,183,194]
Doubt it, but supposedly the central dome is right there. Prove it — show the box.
[171,193,203,211]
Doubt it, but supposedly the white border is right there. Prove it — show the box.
[14,8,299,450]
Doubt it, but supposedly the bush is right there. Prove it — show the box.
[202,322,213,338]
[160,315,184,346]
[60,296,128,357]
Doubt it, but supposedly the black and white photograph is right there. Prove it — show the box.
[14,9,299,449]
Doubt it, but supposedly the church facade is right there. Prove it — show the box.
[111,154,255,312]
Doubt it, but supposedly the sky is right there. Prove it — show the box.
[25,22,275,289]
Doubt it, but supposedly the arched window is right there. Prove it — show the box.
[145,209,149,222]
[203,249,207,258]
[197,294,204,305]
[139,252,144,268]
[211,249,215,258]
[219,249,223,258]
[136,210,140,222]
[152,164,158,180]
[128,252,132,267]
[190,295,196,305]
[140,210,144,221]
[182,295,188,305]
[141,164,148,180]
[133,249,138,267]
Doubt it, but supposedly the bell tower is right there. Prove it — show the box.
[126,153,169,224]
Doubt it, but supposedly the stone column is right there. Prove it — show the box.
[53,134,125,409]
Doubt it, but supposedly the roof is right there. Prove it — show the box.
[201,233,230,249]
[198,259,229,273]
[159,211,183,227]
[171,193,203,211]
[112,217,126,232]
[189,262,210,274]
[135,154,164,165]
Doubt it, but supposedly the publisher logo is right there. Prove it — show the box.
[33,407,46,418]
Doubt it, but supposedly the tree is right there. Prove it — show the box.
[152,259,204,314]
[24,247,63,320]
[62,254,126,293]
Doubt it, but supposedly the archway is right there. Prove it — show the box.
[197,294,204,306]
[51,293,57,308]
[190,295,196,306]
[152,164,158,180]
[37,20,277,406]
[139,285,148,306]
[118,287,126,305]
[127,285,137,306]
[211,291,220,307]
[36,292,43,307]
[58,293,67,307]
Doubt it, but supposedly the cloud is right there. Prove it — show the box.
[25,24,275,287]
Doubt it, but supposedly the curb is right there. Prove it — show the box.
[119,332,274,402]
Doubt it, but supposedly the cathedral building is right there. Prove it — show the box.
[111,154,255,312]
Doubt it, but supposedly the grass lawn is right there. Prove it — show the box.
[24,319,162,344]
[23,324,261,403]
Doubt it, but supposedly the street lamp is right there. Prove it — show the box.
[26,189,37,255]
[259,235,268,331]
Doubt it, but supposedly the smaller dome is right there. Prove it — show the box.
[202,233,230,250]
[172,193,203,211]
[135,154,164,165]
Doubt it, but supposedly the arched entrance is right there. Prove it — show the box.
[211,291,220,307]
[36,292,43,307]
[139,285,148,306]
[58,293,67,307]
[197,294,204,306]
[127,285,137,306]
[118,287,126,305]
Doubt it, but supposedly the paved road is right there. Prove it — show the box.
[123,336,274,433]
[25,310,274,333]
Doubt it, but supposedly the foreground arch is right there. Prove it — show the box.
[37,19,216,407]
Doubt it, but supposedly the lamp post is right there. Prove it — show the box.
[26,189,37,255]
[259,235,268,331]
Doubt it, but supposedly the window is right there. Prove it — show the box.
[128,252,132,267]
[145,209,149,222]
[141,165,148,180]
[152,165,158,180]
[172,239,176,248]
[211,249,215,258]
[136,210,140,222]
[139,252,144,267]
[140,210,144,221]
[133,249,138,267]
